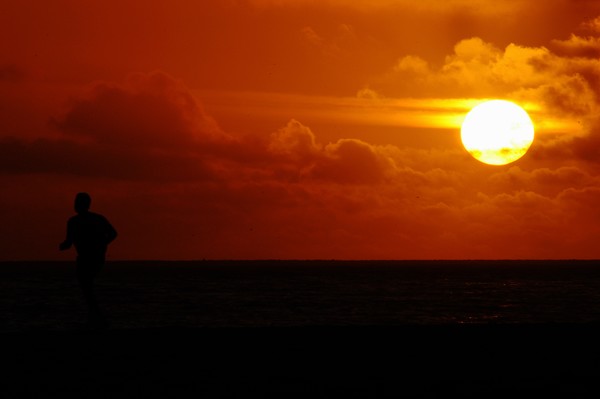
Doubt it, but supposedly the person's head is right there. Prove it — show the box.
[74,192,92,214]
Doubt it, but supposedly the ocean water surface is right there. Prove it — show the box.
[2,260,600,332]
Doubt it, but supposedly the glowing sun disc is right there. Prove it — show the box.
[461,100,534,165]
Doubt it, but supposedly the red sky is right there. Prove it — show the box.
[2,0,600,260]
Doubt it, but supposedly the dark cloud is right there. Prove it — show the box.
[1,76,399,185]
[267,119,397,184]
[268,119,321,161]
[0,72,234,181]
[55,71,223,148]
[313,139,392,184]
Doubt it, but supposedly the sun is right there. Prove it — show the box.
[461,100,535,165]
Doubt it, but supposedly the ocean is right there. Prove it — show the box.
[3,260,600,332]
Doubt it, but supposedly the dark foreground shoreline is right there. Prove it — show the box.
[3,324,600,397]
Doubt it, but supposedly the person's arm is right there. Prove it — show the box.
[105,219,117,245]
[59,220,73,251]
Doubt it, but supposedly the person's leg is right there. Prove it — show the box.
[76,258,105,324]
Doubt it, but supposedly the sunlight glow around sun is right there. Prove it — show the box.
[460,100,535,165]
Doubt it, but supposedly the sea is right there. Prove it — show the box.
[2,260,600,332]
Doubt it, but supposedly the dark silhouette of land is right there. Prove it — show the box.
[59,192,117,329]
[3,324,600,397]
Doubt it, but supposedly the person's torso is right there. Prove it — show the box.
[70,213,110,257]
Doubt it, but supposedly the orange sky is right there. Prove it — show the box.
[2,0,600,260]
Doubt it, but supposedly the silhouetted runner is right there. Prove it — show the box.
[59,192,117,329]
